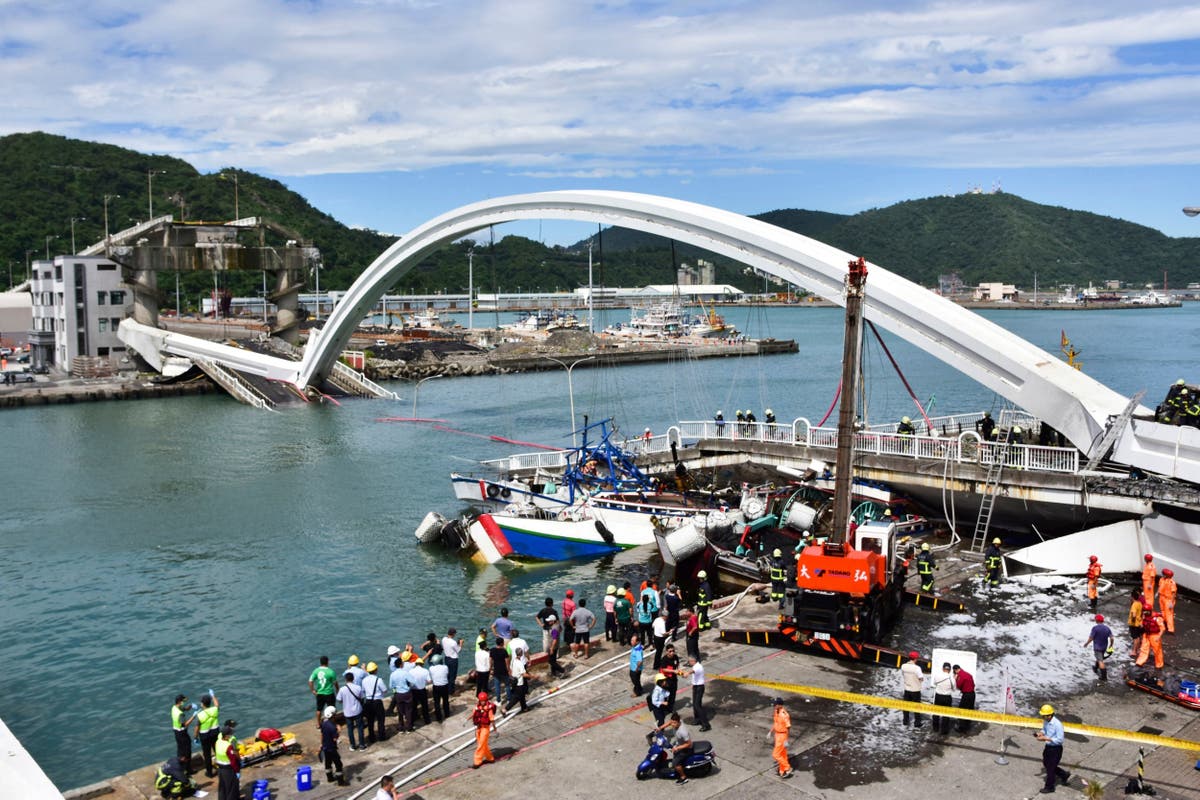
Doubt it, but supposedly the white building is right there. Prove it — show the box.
[29,256,134,372]
[972,282,1019,302]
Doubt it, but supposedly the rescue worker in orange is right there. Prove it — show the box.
[1142,554,1157,609]
[1085,555,1102,611]
[1159,568,1178,634]
[471,691,497,768]
[770,697,794,779]
[1136,610,1165,669]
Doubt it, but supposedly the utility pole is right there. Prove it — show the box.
[587,242,594,333]
[148,169,166,218]
[44,235,57,260]
[103,194,120,243]
[467,247,475,331]
[25,249,35,281]
[69,217,86,254]
[222,171,240,219]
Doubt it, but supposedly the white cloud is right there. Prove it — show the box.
[2,0,1199,179]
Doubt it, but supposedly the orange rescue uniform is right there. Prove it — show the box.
[472,701,496,767]
[1159,575,1178,634]
[1136,613,1164,669]
[772,705,791,775]
[1142,562,1157,609]
[1086,561,1102,601]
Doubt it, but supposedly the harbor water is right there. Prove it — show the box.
[0,304,1196,790]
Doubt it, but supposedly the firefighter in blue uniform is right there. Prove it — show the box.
[917,543,936,593]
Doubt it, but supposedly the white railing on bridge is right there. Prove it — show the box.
[480,413,1080,477]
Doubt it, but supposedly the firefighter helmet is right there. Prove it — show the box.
[902,416,911,423]
[1088,555,1098,562]
[697,570,707,579]
[1163,568,1174,577]
[773,548,782,558]
[921,543,930,551]
[1145,553,1154,562]
[992,538,1001,545]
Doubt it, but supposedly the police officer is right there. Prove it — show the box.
[695,570,712,631]
[170,694,197,776]
[984,538,1003,588]
[214,720,241,800]
[897,416,915,435]
[917,543,936,593]
[769,549,787,609]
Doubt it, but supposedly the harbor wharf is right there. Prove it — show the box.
[78,561,1200,800]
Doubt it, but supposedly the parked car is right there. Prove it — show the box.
[6,371,34,383]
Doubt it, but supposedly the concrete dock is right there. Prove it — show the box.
[74,555,1200,800]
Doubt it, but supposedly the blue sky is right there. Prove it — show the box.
[3,0,1200,246]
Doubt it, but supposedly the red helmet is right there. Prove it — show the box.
[1094,614,1104,622]
[1088,555,1098,563]
[1144,554,1154,562]
[1163,568,1174,578]
[477,691,488,701]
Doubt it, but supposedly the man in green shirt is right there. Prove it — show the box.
[615,588,634,645]
[196,692,221,777]
[308,655,339,727]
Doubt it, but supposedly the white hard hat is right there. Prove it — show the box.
[766,408,773,415]
[323,706,336,720]
[697,570,707,579]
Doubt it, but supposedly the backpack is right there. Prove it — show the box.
[472,703,491,726]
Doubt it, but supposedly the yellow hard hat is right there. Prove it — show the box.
[992,538,1001,545]
[617,588,625,596]
[773,548,782,557]
[1013,425,1023,433]
[366,661,378,673]
[607,585,616,594]
[655,673,667,683]
[697,570,707,579]
[921,543,930,551]
[902,416,911,423]
[348,654,360,666]
[1039,704,1055,716]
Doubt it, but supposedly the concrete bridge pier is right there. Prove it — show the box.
[271,267,301,345]
[129,267,159,328]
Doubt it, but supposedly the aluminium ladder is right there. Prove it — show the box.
[968,449,1006,553]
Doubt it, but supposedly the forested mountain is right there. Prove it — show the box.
[2,132,1197,302]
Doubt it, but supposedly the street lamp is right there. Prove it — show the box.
[313,262,322,321]
[545,355,595,446]
[148,169,166,218]
[103,194,120,242]
[25,249,35,281]
[586,242,594,333]
[221,171,240,219]
[412,374,443,417]
[44,235,57,260]
[69,217,86,254]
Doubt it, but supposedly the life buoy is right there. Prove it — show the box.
[500,487,512,499]
[486,484,501,499]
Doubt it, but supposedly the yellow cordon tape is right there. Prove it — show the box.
[714,675,1200,752]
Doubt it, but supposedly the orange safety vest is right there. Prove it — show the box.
[1086,563,1102,581]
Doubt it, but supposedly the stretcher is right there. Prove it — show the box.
[237,729,301,765]
[1125,668,1200,710]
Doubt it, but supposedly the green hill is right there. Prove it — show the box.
[2,132,1197,301]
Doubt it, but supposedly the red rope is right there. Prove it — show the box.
[816,380,841,427]
[867,321,933,431]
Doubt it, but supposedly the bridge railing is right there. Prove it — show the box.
[864,412,985,438]
[482,414,1080,476]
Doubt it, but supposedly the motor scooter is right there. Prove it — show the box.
[635,729,717,780]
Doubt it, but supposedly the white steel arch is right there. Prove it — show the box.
[298,190,1136,454]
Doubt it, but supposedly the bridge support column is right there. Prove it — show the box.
[272,268,301,345]
[129,268,159,328]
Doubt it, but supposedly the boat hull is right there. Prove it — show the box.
[487,513,644,561]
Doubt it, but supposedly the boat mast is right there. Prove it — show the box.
[831,257,868,543]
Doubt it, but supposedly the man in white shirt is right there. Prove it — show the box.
[374,775,397,799]
[682,656,710,731]
[931,661,954,735]
[508,647,530,712]
[508,629,529,670]
[440,629,463,693]
[899,650,925,728]
[407,659,433,727]
[652,612,668,670]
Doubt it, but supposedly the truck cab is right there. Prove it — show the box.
[782,520,904,644]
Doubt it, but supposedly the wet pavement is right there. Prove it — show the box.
[83,556,1200,800]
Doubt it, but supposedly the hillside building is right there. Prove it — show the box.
[973,282,1019,302]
